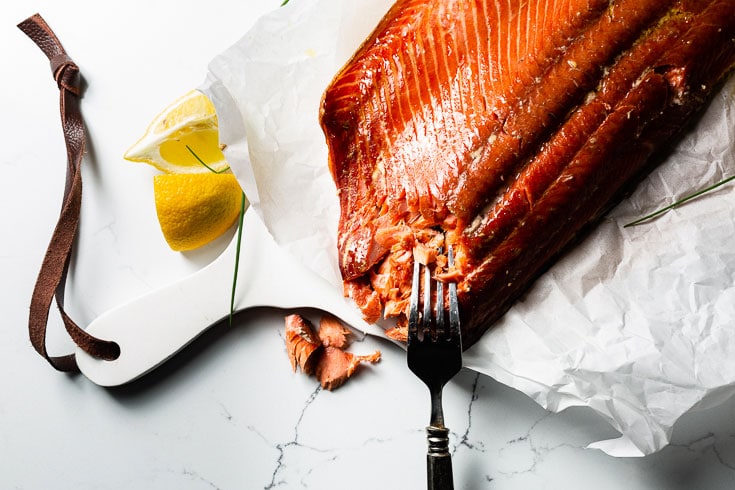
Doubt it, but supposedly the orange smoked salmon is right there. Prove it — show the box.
[320,0,735,348]
[284,314,381,389]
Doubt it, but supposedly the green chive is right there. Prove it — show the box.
[186,144,230,174]
[186,145,246,326]
[230,192,246,326]
[624,174,735,227]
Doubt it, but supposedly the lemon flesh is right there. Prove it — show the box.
[153,173,244,252]
[125,90,229,174]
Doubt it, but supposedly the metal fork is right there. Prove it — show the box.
[407,246,463,490]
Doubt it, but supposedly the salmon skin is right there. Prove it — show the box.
[320,0,735,348]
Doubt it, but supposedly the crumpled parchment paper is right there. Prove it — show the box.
[202,0,735,457]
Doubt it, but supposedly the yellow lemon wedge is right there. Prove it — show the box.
[125,89,229,174]
[153,173,245,252]
[126,89,247,251]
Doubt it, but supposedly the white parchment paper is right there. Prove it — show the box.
[202,0,735,456]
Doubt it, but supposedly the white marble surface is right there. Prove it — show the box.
[2,1,735,488]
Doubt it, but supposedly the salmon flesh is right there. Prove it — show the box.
[320,0,735,348]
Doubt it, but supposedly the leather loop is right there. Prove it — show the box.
[50,53,81,94]
[19,13,120,372]
[49,52,73,73]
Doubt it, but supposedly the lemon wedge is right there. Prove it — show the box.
[153,173,245,252]
[125,89,229,174]
[126,89,246,251]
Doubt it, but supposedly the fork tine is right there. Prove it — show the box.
[408,258,420,341]
[422,261,432,339]
[447,246,460,340]
[435,269,445,338]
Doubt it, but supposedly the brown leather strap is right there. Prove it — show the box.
[19,13,120,372]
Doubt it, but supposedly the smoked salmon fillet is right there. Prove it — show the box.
[320,0,735,348]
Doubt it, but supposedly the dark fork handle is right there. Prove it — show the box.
[426,426,454,490]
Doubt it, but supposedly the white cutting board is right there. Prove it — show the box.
[75,208,385,386]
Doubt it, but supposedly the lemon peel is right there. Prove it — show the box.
[153,173,245,252]
[125,90,229,174]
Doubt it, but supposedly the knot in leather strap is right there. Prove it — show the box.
[50,53,81,95]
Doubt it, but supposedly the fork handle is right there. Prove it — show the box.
[426,426,454,490]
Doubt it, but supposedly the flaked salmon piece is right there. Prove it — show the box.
[321,0,735,348]
[385,324,408,343]
[285,314,381,390]
[315,346,382,391]
[343,279,382,324]
[318,315,352,349]
[284,314,321,374]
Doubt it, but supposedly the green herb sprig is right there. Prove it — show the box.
[186,145,230,174]
[230,194,246,327]
[624,174,735,227]
[186,145,246,326]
